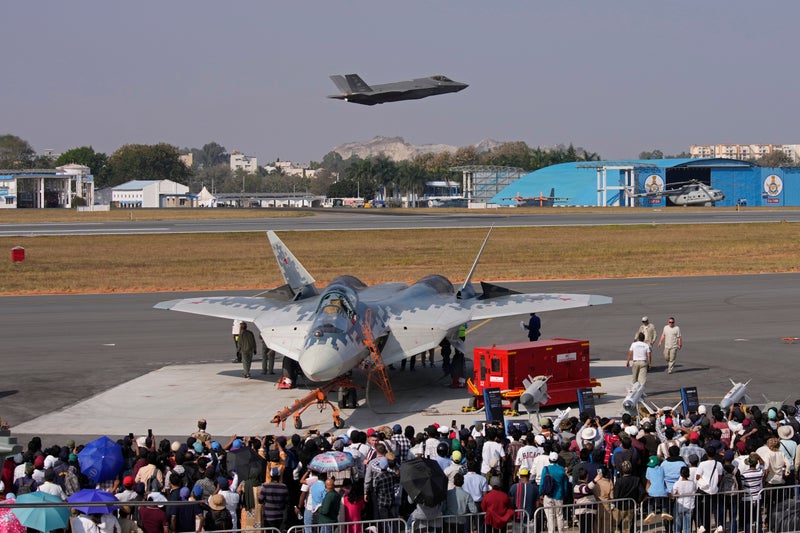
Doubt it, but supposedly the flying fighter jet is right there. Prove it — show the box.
[327,74,468,105]
[630,179,725,206]
[155,230,611,427]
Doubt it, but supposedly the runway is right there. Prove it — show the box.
[4,274,799,444]
[2,207,800,236]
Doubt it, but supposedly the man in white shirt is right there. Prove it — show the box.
[657,317,682,374]
[626,332,651,386]
[480,427,505,475]
[37,469,67,501]
[514,436,542,478]
[695,446,723,532]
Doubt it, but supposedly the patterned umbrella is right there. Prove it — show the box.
[0,498,26,533]
[12,492,71,532]
[68,488,119,515]
[308,451,354,473]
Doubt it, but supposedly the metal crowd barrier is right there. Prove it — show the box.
[287,516,407,533]
[531,496,637,533]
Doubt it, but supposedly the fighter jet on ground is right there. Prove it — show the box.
[155,230,611,428]
[504,188,570,207]
[327,74,468,105]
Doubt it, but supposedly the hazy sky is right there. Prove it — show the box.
[3,2,798,163]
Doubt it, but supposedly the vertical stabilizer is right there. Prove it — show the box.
[267,231,316,299]
[344,74,372,93]
[458,226,493,299]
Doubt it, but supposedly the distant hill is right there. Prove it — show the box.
[332,136,505,161]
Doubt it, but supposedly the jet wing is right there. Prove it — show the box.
[463,293,612,320]
[154,296,283,322]
[155,296,319,361]
[377,292,612,366]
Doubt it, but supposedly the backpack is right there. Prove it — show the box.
[205,508,232,531]
[147,468,163,493]
[720,469,739,493]
[540,466,555,497]
[16,477,34,495]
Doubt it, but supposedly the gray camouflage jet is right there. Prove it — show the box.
[155,230,610,426]
[327,73,468,105]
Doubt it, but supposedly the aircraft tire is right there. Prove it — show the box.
[294,417,303,430]
[334,416,345,429]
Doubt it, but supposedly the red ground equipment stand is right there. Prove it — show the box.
[466,338,599,412]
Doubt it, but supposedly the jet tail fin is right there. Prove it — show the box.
[344,74,372,93]
[458,226,493,300]
[329,75,351,93]
[266,231,317,300]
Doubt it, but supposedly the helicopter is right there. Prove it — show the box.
[630,179,725,206]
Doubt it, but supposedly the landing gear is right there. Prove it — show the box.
[294,417,303,430]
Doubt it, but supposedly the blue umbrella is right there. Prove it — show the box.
[77,436,123,483]
[68,488,119,515]
[12,492,71,532]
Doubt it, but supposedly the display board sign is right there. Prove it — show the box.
[483,387,505,426]
[681,387,699,415]
[576,388,596,418]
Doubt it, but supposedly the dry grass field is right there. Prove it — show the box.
[1,223,797,295]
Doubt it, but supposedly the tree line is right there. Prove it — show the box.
[13,133,792,201]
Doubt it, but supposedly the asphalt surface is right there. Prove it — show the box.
[2,207,800,236]
[4,273,800,445]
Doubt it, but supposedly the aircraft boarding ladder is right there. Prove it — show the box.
[361,308,395,405]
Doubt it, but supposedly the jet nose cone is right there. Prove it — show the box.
[299,344,346,382]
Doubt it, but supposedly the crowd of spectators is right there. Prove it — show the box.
[2,399,800,533]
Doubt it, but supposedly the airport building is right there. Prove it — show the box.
[489,158,800,208]
[0,165,94,209]
[111,179,195,208]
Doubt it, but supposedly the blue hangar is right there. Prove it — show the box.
[490,158,800,207]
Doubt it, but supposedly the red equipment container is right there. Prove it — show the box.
[11,246,25,263]
[467,338,597,411]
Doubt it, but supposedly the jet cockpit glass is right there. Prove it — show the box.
[431,75,453,82]
[317,288,356,319]
[310,288,357,339]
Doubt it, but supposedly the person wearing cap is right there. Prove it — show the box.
[679,431,707,464]
[637,316,657,348]
[644,456,670,524]
[259,466,289,529]
[626,332,652,386]
[217,476,240,530]
[116,475,138,502]
[203,493,233,531]
[776,424,798,480]
[237,321,258,379]
[373,457,399,523]
[657,316,682,374]
[540,451,569,533]
[508,468,537,521]
[443,450,466,489]
[166,473,201,533]
[139,492,169,533]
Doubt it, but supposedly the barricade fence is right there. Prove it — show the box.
[1,485,799,533]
